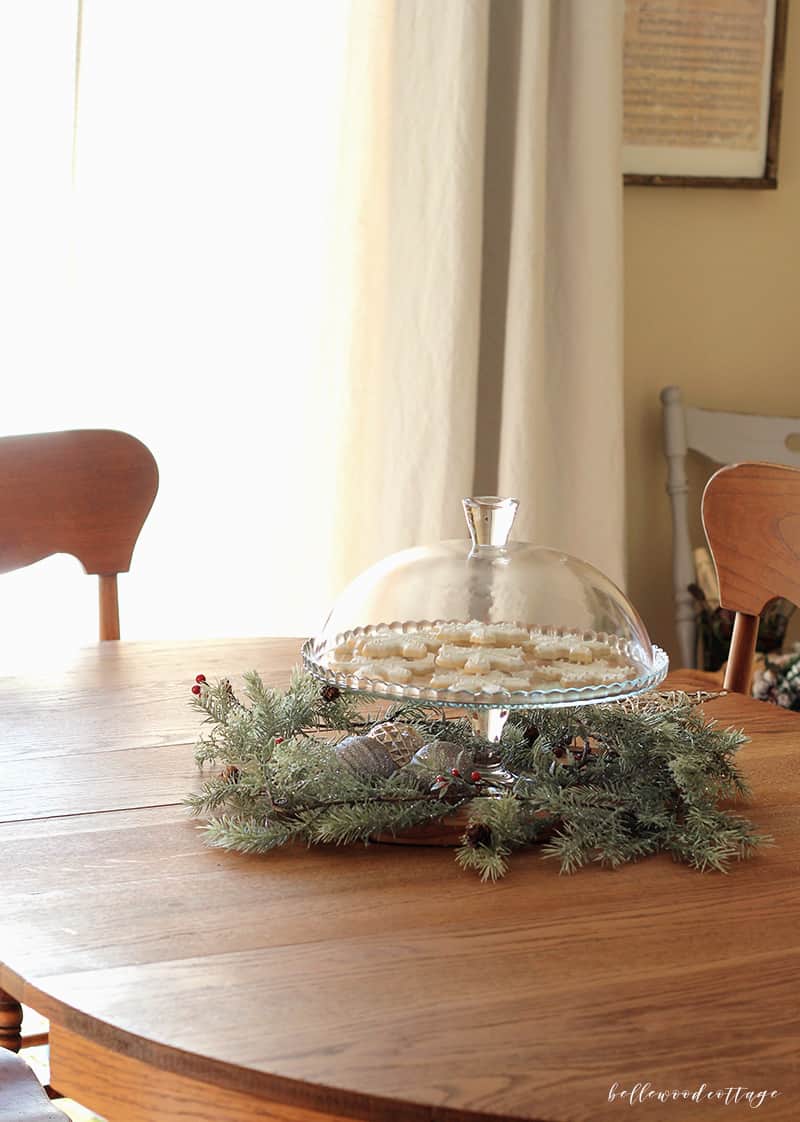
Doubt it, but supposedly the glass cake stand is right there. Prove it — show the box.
[303,496,668,741]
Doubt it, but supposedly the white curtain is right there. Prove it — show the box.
[0,0,624,653]
[327,0,625,594]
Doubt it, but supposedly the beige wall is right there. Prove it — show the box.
[623,10,800,660]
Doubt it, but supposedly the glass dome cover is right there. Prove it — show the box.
[303,497,668,709]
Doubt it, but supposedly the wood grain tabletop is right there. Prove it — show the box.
[1,639,798,1122]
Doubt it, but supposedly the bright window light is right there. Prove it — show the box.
[0,1,351,652]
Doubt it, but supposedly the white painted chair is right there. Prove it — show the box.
[0,1048,68,1120]
[660,385,800,667]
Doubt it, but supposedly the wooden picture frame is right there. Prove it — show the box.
[623,0,789,189]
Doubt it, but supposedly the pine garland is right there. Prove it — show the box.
[185,671,770,881]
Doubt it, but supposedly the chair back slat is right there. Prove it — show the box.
[686,406,800,469]
[702,462,800,615]
[702,461,800,692]
[0,430,158,576]
[0,429,158,639]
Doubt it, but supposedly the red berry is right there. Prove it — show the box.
[274,736,284,744]
[435,775,446,783]
[191,684,201,695]
[450,767,461,778]
[195,674,206,684]
[470,770,482,783]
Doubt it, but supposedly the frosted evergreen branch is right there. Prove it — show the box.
[186,673,771,879]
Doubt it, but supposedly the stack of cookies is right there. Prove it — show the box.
[323,620,637,696]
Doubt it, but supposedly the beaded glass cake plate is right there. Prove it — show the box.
[303,622,668,709]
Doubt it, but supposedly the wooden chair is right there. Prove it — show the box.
[661,386,800,667]
[0,429,158,1097]
[0,429,159,639]
[702,461,800,693]
[0,1046,69,1120]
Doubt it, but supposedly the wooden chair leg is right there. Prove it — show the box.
[0,987,23,1052]
[98,573,120,640]
[723,612,759,695]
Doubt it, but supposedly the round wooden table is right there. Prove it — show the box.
[1,639,798,1121]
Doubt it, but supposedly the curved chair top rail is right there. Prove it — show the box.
[0,429,159,577]
[702,461,800,617]
[661,386,800,468]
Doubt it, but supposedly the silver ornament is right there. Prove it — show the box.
[410,740,475,773]
[368,721,425,767]
[409,740,510,791]
[335,735,399,779]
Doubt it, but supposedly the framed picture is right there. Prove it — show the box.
[623,0,789,188]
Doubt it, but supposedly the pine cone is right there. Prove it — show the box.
[465,822,492,848]
[321,684,341,703]
[220,679,244,708]
[220,765,240,784]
